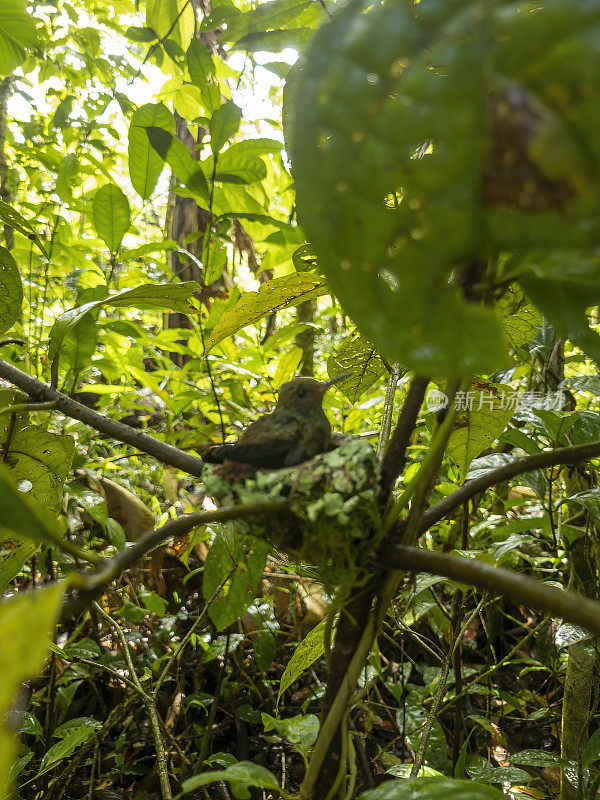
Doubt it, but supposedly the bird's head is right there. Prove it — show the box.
[276,373,350,412]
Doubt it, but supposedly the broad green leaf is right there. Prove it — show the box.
[0,0,37,75]
[583,729,600,766]
[0,582,64,798]
[145,126,209,201]
[214,151,267,185]
[261,713,319,762]
[203,530,269,631]
[0,201,48,257]
[48,281,200,363]
[511,749,568,768]
[0,246,23,336]
[128,103,175,199]
[327,332,386,403]
[146,0,194,50]
[0,463,63,545]
[55,153,80,203]
[37,719,100,776]
[4,427,74,517]
[206,272,327,351]
[444,382,513,481]
[358,777,506,800]
[210,101,242,155]
[187,38,215,83]
[92,183,131,253]
[224,0,316,43]
[465,754,532,784]
[221,138,283,160]
[277,620,324,708]
[181,761,279,796]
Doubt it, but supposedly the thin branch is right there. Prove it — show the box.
[0,358,206,476]
[66,501,288,607]
[379,376,429,499]
[380,544,600,638]
[420,439,600,533]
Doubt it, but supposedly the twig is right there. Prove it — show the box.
[0,358,206,476]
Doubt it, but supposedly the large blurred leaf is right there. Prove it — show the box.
[92,183,131,253]
[0,246,22,336]
[128,103,175,199]
[0,583,64,798]
[290,0,600,376]
[224,0,317,43]
[206,272,327,350]
[48,282,200,364]
[0,0,37,75]
[327,332,386,402]
[204,530,269,631]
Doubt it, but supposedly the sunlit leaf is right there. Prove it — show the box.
[92,183,131,253]
[0,246,22,336]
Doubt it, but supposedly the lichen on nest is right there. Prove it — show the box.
[203,438,382,588]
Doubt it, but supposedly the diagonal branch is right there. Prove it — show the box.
[420,439,600,533]
[380,544,600,638]
[0,358,205,476]
[379,376,429,499]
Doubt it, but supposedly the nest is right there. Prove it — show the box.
[203,438,382,589]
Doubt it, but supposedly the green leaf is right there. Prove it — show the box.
[0,0,37,75]
[146,0,194,51]
[181,761,280,796]
[277,620,324,709]
[512,749,568,768]
[232,27,313,53]
[327,332,386,403]
[358,777,506,800]
[0,463,63,545]
[92,183,131,253]
[261,713,319,762]
[0,246,22,336]
[203,530,269,631]
[215,151,267,185]
[465,754,532,784]
[128,103,175,199]
[3,427,75,517]
[0,201,48,257]
[48,281,200,364]
[224,0,316,42]
[0,583,65,797]
[38,720,100,776]
[206,272,327,351]
[443,383,513,481]
[187,38,216,82]
[0,542,38,595]
[210,101,242,155]
[145,126,209,201]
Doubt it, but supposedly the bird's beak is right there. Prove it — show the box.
[317,371,352,394]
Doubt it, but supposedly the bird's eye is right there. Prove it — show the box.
[296,388,306,398]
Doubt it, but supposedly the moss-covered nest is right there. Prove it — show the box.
[203,438,382,589]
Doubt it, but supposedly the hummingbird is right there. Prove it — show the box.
[203,373,350,470]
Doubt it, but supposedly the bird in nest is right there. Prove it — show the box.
[203,373,350,475]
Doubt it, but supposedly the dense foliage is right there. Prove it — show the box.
[2,1,600,799]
